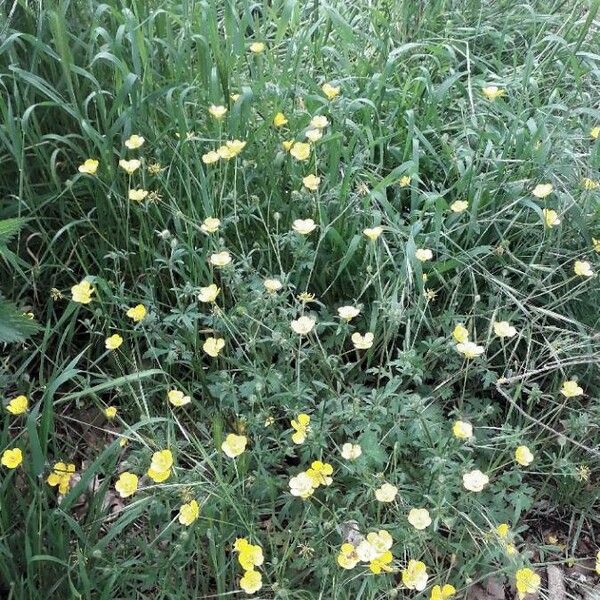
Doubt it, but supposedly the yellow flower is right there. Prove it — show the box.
[128,188,149,202]
[363,226,383,240]
[292,218,317,234]
[496,523,511,539]
[6,395,28,415]
[291,413,311,444]
[126,304,147,322]
[310,115,329,129]
[574,260,593,277]
[375,482,398,502]
[337,543,360,569]
[340,443,362,460]
[322,82,340,100]
[357,530,393,561]
[221,433,247,458]
[351,332,374,350]
[0,448,23,469]
[203,337,225,357]
[305,129,322,142]
[455,341,484,359]
[217,140,246,159]
[249,41,265,53]
[198,283,220,303]
[482,86,505,100]
[115,472,138,498]
[236,540,264,570]
[402,560,429,591]
[202,150,220,164]
[290,142,311,161]
[462,469,489,492]
[47,462,76,493]
[150,449,173,473]
[178,499,200,526]
[399,175,412,187]
[290,316,316,335]
[452,421,473,440]
[370,550,393,574]
[337,305,360,321]
[493,321,517,338]
[289,471,315,499]
[515,445,534,466]
[264,278,283,293]
[532,183,553,198]
[542,208,560,228]
[306,460,333,487]
[239,570,262,594]
[71,279,94,304]
[408,508,432,530]
[118,159,141,174]
[104,406,117,419]
[415,248,433,262]
[302,174,321,191]
[208,105,227,119]
[209,251,232,267]
[593,238,600,253]
[230,93,240,102]
[146,467,171,483]
[200,217,220,234]
[78,159,99,175]
[298,291,316,303]
[168,389,191,407]
[282,140,294,152]
[105,334,123,350]
[591,126,600,140]
[452,323,469,343]
[125,134,145,149]
[515,568,540,599]
[582,178,599,190]
[450,200,468,213]
[430,584,456,600]
[273,112,288,127]
[560,380,583,398]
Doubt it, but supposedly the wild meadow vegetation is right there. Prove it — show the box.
[1,0,599,598]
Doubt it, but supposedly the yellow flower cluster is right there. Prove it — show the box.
[233,538,263,594]
[47,462,76,494]
[288,460,333,499]
[337,529,393,574]
[202,140,247,164]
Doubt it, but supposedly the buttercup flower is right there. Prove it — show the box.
[119,159,141,174]
[115,472,138,498]
[452,421,473,440]
[198,283,220,303]
[291,316,316,335]
[291,413,311,444]
[515,445,534,466]
[273,112,288,127]
[375,482,398,503]
[452,323,469,343]
[306,461,333,487]
[202,150,220,164]
[209,251,232,267]
[218,140,246,159]
[264,278,283,293]
[582,178,599,190]
[289,471,316,499]
[222,433,247,458]
[399,175,411,187]
[234,538,264,570]
[482,86,505,100]
[370,550,393,574]
[493,321,517,338]
[104,406,117,419]
[292,218,317,235]
[179,500,200,526]
[126,304,147,322]
[574,260,593,277]
[408,508,432,530]
[282,140,294,152]
[337,305,360,321]
[105,334,123,350]
[352,332,374,350]
[6,395,28,415]
[310,115,329,129]
[590,126,600,140]
[78,159,99,175]
[430,584,456,600]
[240,570,262,594]
[168,389,191,407]
[305,129,322,142]
[515,568,541,599]
[302,174,320,191]
[463,469,489,492]
[200,217,220,234]
[203,337,225,357]
[1,448,23,469]
[532,183,553,198]
[543,208,561,228]
[450,200,468,213]
[128,188,149,202]
[402,560,428,591]
[415,248,433,262]
[337,543,360,569]
[150,449,173,473]
[125,134,145,149]
[456,341,484,359]
[290,142,311,161]
[249,41,265,53]
[322,83,340,99]
[363,226,383,240]
[340,443,362,460]
[208,105,227,119]
[47,462,76,493]
[357,530,393,561]
[560,380,583,398]
[71,279,94,304]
